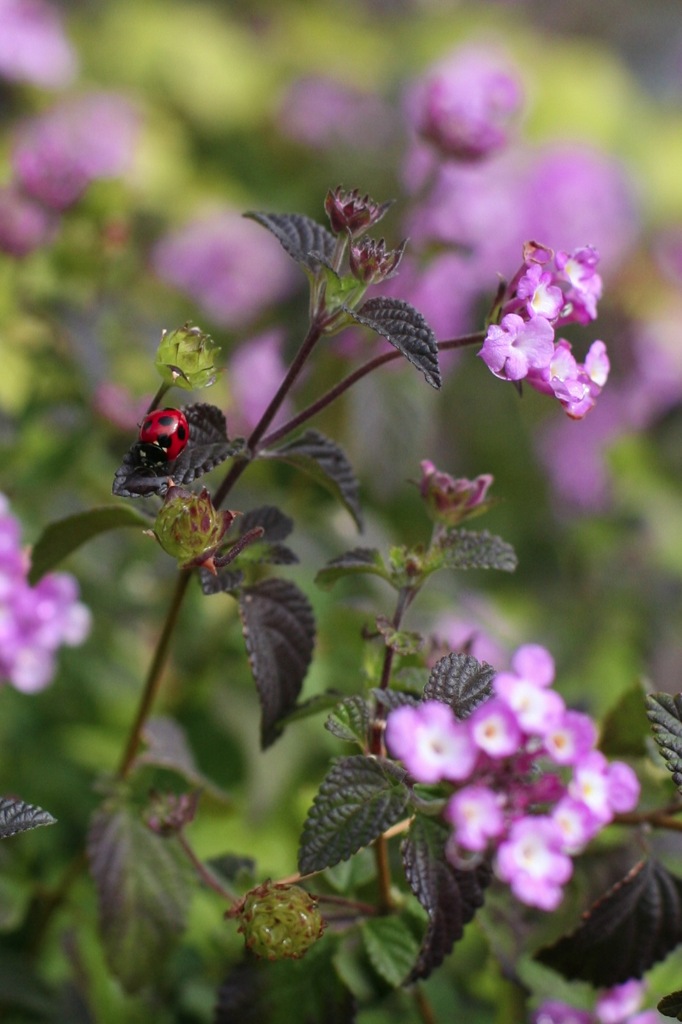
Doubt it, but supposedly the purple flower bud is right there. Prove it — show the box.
[419,460,494,526]
[324,186,393,237]
[348,235,406,284]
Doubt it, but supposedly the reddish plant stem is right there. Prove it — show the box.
[261,331,485,451]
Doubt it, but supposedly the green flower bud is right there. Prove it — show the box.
[152,486,235,570]
[154,322,220,391]
[234,882,326,961]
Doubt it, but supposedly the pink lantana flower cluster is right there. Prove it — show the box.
[0,495,91,692]
[478,242,609,418]
[385,643,639,911]
[533,979,658,1024]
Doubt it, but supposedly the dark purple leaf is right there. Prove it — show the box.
[646,692,682,791]
[423,653,495,719]
[536,859,682,986]
[298,755,410,875]
[265,430,363,530]
[344,296,441,389]
[238,578,315,747]
[401,815,490,981]
[244,211,337,273]
[658,989,682,1020]
[87,801,192,993]
[133,717,230,800]
[200,568,244,595]
[239,506,293,542]
[0,796,55,838]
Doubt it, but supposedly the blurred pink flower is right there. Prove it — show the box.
[406,44,524,162]
[0,0,76,87]
[153,211,298,329]
[277,75,393,150]
[12,92,139,210]
[0,184,58,256]
[228,328,291,435]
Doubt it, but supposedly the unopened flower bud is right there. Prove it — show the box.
[324,186,392,238]
[419,461,494,526]
[151,486,236,570]
[349,236,406,284]
[233,881,326,961]
[155,322,220,390]
[146,791,199,837]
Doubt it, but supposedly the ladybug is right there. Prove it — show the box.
[137,407,190,463]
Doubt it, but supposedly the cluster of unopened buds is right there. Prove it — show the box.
[479,242,609,418]
[386,643,639,911]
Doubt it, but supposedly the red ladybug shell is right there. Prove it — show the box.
[138,408,189,461]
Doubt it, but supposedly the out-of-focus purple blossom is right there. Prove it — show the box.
[532,1000,592,1024]
[0,184,58,256]
[277,75,394,151]
[92,383,149,433]
[430,598,511,669]
[402,143,635,319]
[521,146,638,274]
[12,93,139,210]
[153,210,297,329]
[228,328,291,435]
[406,45,524,162]
[0,494,90,693]
[595,981,647,1024]
[0,0,77,88]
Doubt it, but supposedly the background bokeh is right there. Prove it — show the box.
[1,0,682,1020]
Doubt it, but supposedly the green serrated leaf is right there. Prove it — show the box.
[265,430,363,530]
[315,547,390,590]
[437,528,518,573]
[318,263,367,313]
[0,797,55,839]
[87,801,192,994]
[28,505,151,584]
[325,696,372,748]
[298,755,410,875]
[361,916,420,987]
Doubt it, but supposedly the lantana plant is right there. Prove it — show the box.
[15,181,682,1024]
